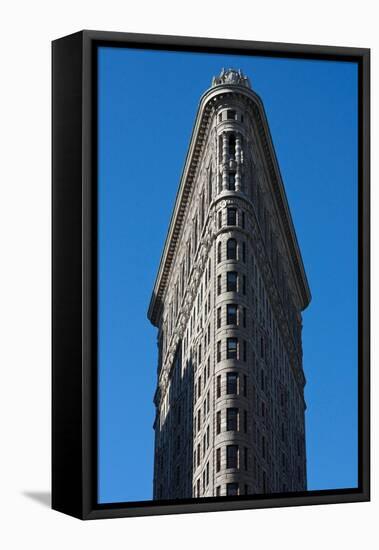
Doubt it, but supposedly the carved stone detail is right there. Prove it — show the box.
[212,68,251,89]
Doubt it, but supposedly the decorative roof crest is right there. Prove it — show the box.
[212,68,251,88]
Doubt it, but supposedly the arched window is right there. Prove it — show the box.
[217,241,222,264]
[227,238,237,260]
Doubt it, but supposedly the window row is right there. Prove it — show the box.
[216,372,247,398]
[217,304,247,328]
[217,238,246,263]
[217,271,246,295]
[217,109,244,123]
[216,445,249,472]
[194,425,210,467]
[194,357,211,399]
[194,392,211,434]
[216,338,247,362]
[218,207,245,229]
[216,483,249,497]
[194,460,210,497]
[216,407,248,434]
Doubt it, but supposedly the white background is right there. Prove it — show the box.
[0,1,376,548]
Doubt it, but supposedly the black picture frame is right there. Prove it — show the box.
[52,30,370,520]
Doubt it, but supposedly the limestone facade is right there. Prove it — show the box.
[148,69,311,499]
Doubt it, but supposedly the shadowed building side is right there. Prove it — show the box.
[148,69,311,499]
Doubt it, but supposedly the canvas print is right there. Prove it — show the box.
[97,48,357,504]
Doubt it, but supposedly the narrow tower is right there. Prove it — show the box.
[148,69,311,499]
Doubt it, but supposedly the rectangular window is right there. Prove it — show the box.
[216,375,221,398]
[217,340,221,362]
[243,274,246,295]
[243,340,247,362]
[227,109,236,120]
[218,210,222,229]
[226,304,237,325]
[217,274,222,295]
[226,372,238,395]
[216,486,221,496]
[226,408,238,431]
[227,238,237,260]
[197,443,200,466]
[216,448,221,472]
[217,307,221,328]
[227,271,237,292]
[206,462,209,486]
[227,208,237,225]
[226,337,238,359]
[216,411,221,434]
[244,410,248,433]
[244,447,248,470]
[198,375,201,397]
[207,425,210,448]
[226,445,239,469]
[243,307,246,328]
[197,409,201,431]
[242,242,246,262]
[227,483,239,496]
[244,374,247,397]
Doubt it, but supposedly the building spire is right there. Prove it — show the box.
[212,68,251,88]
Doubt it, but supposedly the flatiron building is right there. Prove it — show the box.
[148,69,311,499]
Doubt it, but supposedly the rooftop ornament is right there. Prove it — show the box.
[211,68,251,89]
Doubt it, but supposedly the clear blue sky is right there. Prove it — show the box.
[98,46,358,503]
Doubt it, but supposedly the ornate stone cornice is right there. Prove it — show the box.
[148,73,311,327]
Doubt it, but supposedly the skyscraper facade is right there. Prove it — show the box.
[148,69,311,500]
